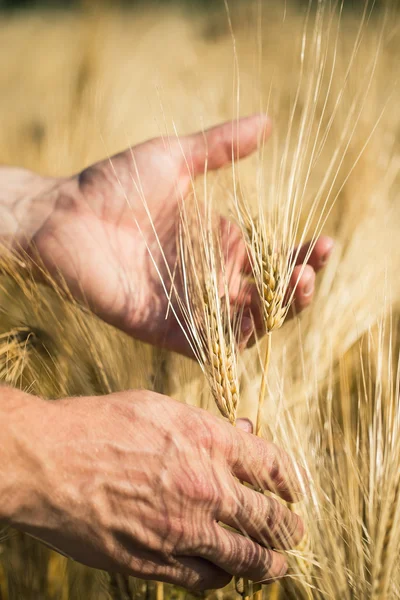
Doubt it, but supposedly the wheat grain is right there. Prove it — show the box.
[203,292,239,424]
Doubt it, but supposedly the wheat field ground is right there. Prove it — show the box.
[0,1,400,599]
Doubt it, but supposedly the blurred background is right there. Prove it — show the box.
[0,0,391,10]
[0,0,399,598]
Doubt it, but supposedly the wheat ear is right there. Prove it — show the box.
[174,190,241,426]
[203,292,239,425]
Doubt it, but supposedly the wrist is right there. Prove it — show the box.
[0,387,51,526]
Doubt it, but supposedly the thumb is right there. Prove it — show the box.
[182,114,272,176]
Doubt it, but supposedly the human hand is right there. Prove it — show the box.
[7,389,306,591]
[8,116,332,354]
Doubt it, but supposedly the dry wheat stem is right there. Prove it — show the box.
[156,581,164,600]
[371,465,400,599]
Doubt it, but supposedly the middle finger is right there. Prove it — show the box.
[218,477,304,550]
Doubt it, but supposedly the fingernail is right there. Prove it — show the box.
[320,240,334,266]
[260,113,272,128]
[320,248,333,266]
[303,277,314,297]
[241,316,253,336]
[236,418,253,434]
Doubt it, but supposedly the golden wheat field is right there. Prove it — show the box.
[1,0,400,598]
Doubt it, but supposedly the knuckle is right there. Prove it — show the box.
[193,476,219,505]
[278,449,293,480]
[228,426,249,467]
[225,483,245,518]
[191,525,222,557]
[242,547,287,583]
[264,498,304,548]
[193,539,215,558]
[177,472,217,505]
[239,539,261,572]
[239,488,265,532]
[183,408,217,452]
[222,495,238,522]
[265,497,285,537]
[285,511,305,546]
[196,416,216,452]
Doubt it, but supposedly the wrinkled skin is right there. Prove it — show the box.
[8,390,306,591]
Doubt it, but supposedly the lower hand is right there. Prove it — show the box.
[8,390,306,591]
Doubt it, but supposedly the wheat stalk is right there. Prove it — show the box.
[371,477,400,600]
[234,221,287,598]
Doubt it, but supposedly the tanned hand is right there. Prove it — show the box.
[3,389,305,591]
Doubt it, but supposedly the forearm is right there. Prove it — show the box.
[0,386,47,525]
[0,166,60,251]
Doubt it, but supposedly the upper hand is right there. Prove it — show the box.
[29,115,333,354]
